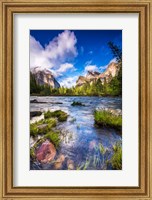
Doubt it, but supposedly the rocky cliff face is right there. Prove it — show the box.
[76,62,119,86]
[31,67,60,88]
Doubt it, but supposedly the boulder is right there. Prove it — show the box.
[36,140,56,163]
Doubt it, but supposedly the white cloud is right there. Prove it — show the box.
[30,36,52,69]
[45,30,77,60]
[85,65,98,72]
[57,63,75,74]
[30,30,78,75]
[59,76,78,88]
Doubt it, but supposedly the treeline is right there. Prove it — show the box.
[30,68,122,96]
[30,42,122,97]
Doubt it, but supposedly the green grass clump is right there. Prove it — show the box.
[43,118,57,128]
[58,113,68,122]
[44,110,52,119]
[111,142,122,170]
[44,110,68,122]
[30,123,39,136]
[71,101,85,106]
[30,147,36,159]
[30,118,57,137]
[94,110,122,129]
[45,131,60,148]
[99,143,106,155]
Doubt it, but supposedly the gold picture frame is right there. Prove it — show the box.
[0,0,152,199]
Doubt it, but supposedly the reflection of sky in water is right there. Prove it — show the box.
[30,96,122,170]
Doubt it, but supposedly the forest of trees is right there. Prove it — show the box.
[30,42,122,97]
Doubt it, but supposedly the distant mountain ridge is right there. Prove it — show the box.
[76,62,119,87]
[30,67,60,88]
[30,61,119,89]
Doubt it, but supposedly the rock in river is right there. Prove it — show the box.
[30,99,38,103]
[36,140,56,164]
[53,154,65,170]
[30,111,42,118]
[67,159,75,170]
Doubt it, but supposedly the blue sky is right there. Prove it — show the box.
[30,30,122,87]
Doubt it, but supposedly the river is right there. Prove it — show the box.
[30,96,122,170]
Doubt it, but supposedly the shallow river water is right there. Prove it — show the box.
[30,96,122,170]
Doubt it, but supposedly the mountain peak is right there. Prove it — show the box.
[76,61,119,87]
[30,67,60,88]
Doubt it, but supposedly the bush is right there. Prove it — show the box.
[94,110,122,129]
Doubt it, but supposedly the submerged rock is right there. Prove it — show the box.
[53,154,65,170]
[67,159,75,170]
[36,140,56,163]
[89,140,96,150]
[37,124,48,129]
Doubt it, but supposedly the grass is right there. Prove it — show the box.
[71,101,85,106]
[111,142,122,170]
[98,143,106,155]
[44,110,68,122]
[30,147,36,159]
[30,138,46,159]
[45,131,60,148]
[30,118,57,137]
[94,110,122,129]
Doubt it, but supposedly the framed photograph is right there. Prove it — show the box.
[0,0,152,199]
